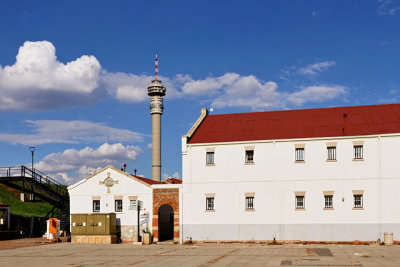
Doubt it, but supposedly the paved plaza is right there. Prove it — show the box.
[0,239,399,266]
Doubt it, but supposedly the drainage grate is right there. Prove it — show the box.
[281,260,292,265]
[314,248,333,256]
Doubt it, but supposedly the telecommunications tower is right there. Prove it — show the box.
[147,55,166,182]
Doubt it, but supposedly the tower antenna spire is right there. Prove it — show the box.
[155,54,159,80]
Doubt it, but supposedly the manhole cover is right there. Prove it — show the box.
[314,248,333,256]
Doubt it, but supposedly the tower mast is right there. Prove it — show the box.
[147,55,166,182]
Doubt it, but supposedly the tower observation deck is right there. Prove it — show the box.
[147,55,166,182]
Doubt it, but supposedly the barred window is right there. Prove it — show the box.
[354,194,363,208]
[295,148,305,161]
[93,200,100,212]
[354,145,363,159]
[206,197,214,210]
[327,147,336,160]
[115,200,123,212]
[206,152,214,164]
[245,197,254,210]
[295,196,305,209]
[324,195,333,208]
[245,150,254,163]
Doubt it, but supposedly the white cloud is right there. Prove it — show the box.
[0,41,102,111]
[162,171,181,180]
[287,85,347,106]
[181,73,240,96]
[35,143,142,184]
[377,0,400,15]
[177,72,347,110]
[0,120,144,145]
[0,41,346,112]
[298,61,336,75]
[210,76,281,109]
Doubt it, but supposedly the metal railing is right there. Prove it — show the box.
[0,165,68,198]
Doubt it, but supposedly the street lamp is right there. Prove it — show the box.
[29,147,35,170]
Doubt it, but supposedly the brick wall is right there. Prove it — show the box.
[152,188,179,243]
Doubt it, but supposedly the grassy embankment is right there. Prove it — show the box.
[0,183,60,217]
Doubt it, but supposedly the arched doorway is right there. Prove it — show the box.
[158,204,174,241]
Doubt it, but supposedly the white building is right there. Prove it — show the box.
[68,165,182,243]
[68,166,160,241]
[181,104,400,242]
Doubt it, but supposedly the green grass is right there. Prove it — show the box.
[0,184,60,217]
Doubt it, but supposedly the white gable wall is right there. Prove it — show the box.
[68,167,153,241]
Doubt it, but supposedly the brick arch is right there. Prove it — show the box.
[152,188,179,243]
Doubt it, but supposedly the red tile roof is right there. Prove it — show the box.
[164,178,182,184]
[132,175,165,185]
[188,104,400,144]
[131,175,182,185]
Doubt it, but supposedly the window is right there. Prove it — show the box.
[93,200,100,212]
[327,147,336,160]
[245,197,254,210]
[206,152,214,164]
[206,197,214,210]
[295,148,305,162]
[354,194,363,208]
[354,145,363,159]
[115,199,123,212]
[245,150,254,163]
[295,196,305,209]
[324,195,333,208]
[129,200,136,210]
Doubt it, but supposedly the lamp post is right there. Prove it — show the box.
[29,147,35,170]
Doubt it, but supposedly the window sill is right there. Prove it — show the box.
[294,160,305,163]
[244,162,255,165]
[205,209,215,212]
[295,208,305,211]
[353,158,364,161]
[323,207,334,210]
[352,207,364,210]
[326,159,337,162]
[245,209,255,212]
[205,163,215,166]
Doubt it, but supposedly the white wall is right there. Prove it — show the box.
[181,134,400,242]
[68,167,153,240]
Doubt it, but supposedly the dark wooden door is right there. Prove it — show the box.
[158,204,173,241]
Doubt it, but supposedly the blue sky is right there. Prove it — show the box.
[0,0,399,184]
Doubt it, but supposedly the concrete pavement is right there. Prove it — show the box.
[0,241,399,266]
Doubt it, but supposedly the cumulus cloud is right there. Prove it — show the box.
[0,120,144,145]
[0,41,102,111]
[101,72,181,102]
[181,73,240,96]
[298,61,336,75]
[36,143,142,184]
[177,73,346,110]
[0,41,347,112]
[287,85,347,106]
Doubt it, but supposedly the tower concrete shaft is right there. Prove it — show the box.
[152,113,161,181]
[147,56,166,182]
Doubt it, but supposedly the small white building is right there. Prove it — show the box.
[68,165,182,243]
[68,166,160,242]
[181,104,400,242]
